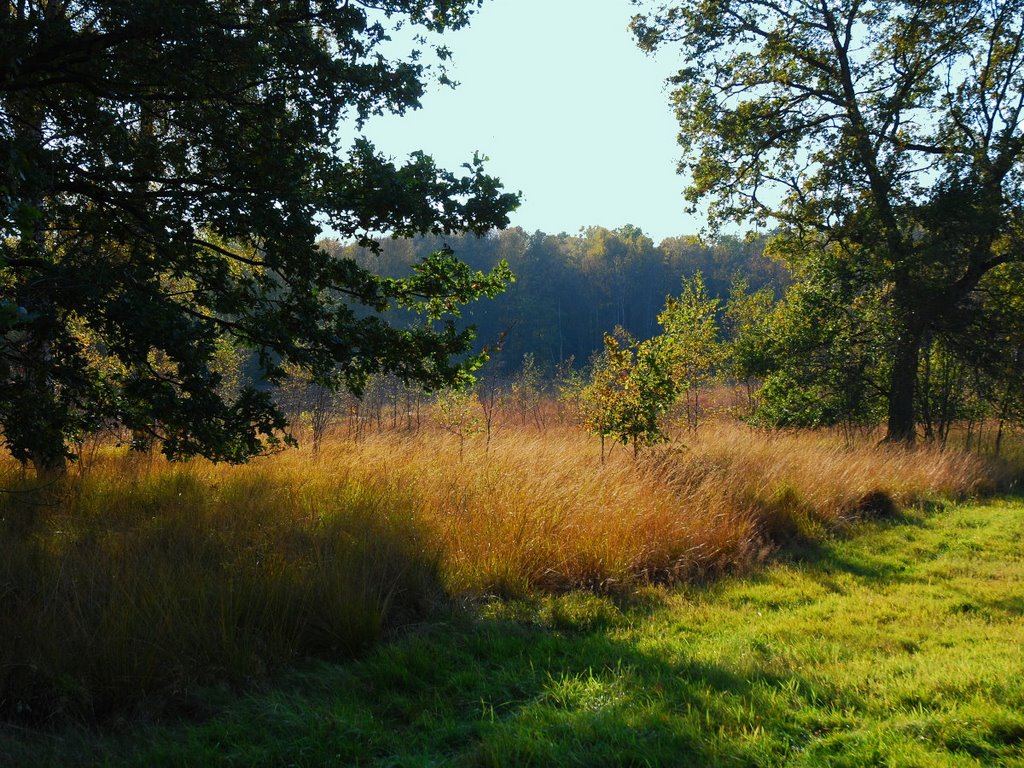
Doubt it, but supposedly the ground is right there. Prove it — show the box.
[3,498,1022,767]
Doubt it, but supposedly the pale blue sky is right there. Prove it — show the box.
[361,0,700,242]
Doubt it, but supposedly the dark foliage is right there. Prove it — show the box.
[0,0,518,469]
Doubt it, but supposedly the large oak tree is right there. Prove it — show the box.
[633,0,1024,442]
[0,1,518,470]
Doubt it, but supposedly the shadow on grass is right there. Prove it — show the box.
[51,615,851,768]
[0,469,447,726]
[7,496,1022,767]
[765,500,935,587]
[781,540,918,585]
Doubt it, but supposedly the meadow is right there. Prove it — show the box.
[0,431,1020,765]
[0,416,1010,732]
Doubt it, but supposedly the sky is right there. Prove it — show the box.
[359,0,701,243]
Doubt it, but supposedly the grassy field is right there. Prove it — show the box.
[2,484,1022,764]
[0,424,1004,722]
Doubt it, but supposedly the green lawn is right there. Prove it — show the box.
[3,499,1022,767]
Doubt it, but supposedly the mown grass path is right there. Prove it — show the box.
[4,500,1023,767]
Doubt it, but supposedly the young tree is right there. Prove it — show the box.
[926,261,1024,450]
[657,272,723,430]
[633,0,1024,442]
[553,356,583,425]
[579,330,676,460]
[509,353,546,429]
[475,374,507,451]
[741,239,891,432]
[723,277,776,414]
[276,363,344,456]
[0,1,519,472]
[430,387,484,459]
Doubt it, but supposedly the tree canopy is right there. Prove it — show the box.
[633,0,1024,442]
[0,0,519,470]
[325,226,784,370]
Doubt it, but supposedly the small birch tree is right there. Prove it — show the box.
[431,388,485,459]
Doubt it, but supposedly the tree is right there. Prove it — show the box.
[657,271,723,430]
[723,276,776,414]
[276,362,345,456]
[475,373,507,451]
[633,0,1024,442]
[922,260,1024,450]
[430,387,484,459]
[579,329,676,460]
[509,352,545,429]
[0,1,519,472]
[746,249,889,433]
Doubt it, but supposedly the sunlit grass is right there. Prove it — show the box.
[4,498,1021,766]
[0,420,1012,723]
[316,422,1005,594]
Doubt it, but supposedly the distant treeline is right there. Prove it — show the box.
[321,226,789,374]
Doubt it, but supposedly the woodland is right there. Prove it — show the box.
[1,0,1023,765]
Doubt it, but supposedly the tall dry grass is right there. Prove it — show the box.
[0,457,441,721]
[0,420,1010,721]
[329,422,1003,594]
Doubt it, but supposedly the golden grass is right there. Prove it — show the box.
[0,419,1009,721]
[311,421,1002,594]
[0,456,440,721]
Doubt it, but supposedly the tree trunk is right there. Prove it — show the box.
[884,328,923,444]
[919,337,934,441]
[31,454,67,482]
